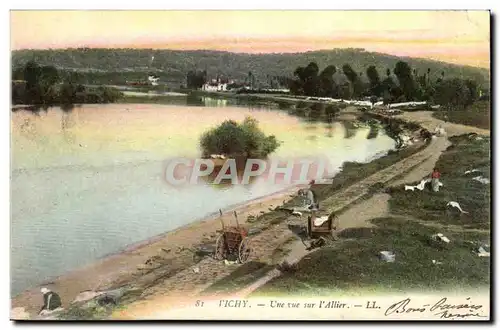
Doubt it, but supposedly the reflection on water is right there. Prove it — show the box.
[61,110,77,145]
[342,120,360,139]
[367,124,380,140]
[324,123,334,138]
[10,101,396,296]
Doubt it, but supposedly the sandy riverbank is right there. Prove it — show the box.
[11,182,309,317]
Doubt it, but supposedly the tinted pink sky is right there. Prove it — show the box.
[10,10,490,68]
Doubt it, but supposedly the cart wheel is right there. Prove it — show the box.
[238,237,252,263]
[214,234,226,260]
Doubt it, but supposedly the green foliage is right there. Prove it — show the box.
[292,62,321,96]
[433,78,478,110]
[366,65,382,96]
[318,65,337,97]
[19,60,61,106]
[289,58,485,113]
[342,63,358,83]
[11,60,122,106]
[393,60,418,101]
[433,100,490,130]
[11,50,487,112]
[11,48,489,89]
[200,116,280,158]
[186,70,207,89]
[342,63,364,98]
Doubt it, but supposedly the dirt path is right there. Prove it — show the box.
[395,111,490,137]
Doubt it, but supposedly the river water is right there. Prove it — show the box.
[10,97,395,296]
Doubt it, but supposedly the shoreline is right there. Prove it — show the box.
[105,183,308,258]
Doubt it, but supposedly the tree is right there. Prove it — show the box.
[303,62,320,96]
[21,61,61,105]
[437,71,445,83]
[11,67,24,80]
[23,61,43,104]
[186,70,207,89]
[200,117,280,158]
[393,61,417,101]
[381,73,396,102]
[342,64,361,98]
[39,65,60,86]
[291,62,320,96]
[59,82,77,105]
[342,64,357,84]
[318,65,337,97]
[247,71,255,89]
[366,65,382,96]
[464,79,479,106]
[291,66,306,94]
[12,60,123,106]
[433,78,471,110]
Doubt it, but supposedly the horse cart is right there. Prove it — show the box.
[214,210,253,263]
[307,211,338,239]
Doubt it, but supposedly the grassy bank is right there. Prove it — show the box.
[251,216,489,296]
[432,100,490,130]
[249,133,490,296]
[388,134,490,230]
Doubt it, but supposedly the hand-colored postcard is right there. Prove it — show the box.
[10,10,491,321]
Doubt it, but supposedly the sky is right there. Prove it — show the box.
[10,10,490,68]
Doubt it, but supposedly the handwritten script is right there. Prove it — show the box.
[385,297,487,319]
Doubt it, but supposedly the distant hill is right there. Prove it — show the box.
[11,48,490,88]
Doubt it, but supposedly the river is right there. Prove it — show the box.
[10,97,395,296]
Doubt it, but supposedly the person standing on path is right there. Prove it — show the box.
[431,168,441,192]
[39,288,62,315]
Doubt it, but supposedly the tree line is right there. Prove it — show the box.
[11,61,122,107]
[289,60,485,109]
[12,48,489,90]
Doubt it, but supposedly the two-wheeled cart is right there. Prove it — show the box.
[214,210,253,263]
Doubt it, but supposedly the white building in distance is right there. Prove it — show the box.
[202,78,228,92]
